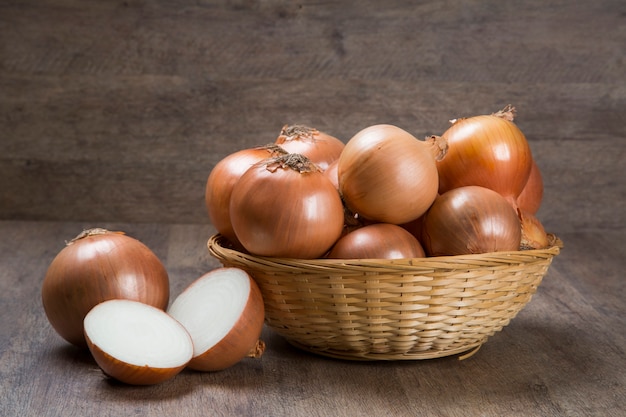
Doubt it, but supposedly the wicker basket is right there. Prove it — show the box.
[208,234,562,361]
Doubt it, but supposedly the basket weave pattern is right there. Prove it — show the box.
[208,234,561,360]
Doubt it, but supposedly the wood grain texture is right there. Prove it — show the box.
[1,0,625,228]
[1,2,625,414]
[0,221,623,416]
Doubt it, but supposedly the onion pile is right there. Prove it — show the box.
[42,109,553,385]
[43,230,266,385]
[435,106,549,250]
[205,110,550,259]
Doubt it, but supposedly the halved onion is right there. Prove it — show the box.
[167,268,265,372]
[84,299,193,386]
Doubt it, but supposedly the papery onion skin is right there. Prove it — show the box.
[275,125,345,171]
[338,124,442,224]
[400,215,425,242]
[229,154,344,258]
[518,209,550,249]
[41,229,170,347]
[205,144,288,244]
[85,338,188,385]
[421,186,522,256]
[437,109,533,205]
[517,159,544,214]
[324,159,339,190]
[327,223,425,259]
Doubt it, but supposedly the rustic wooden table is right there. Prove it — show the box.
[1,222,624,416]
[1,1,624,416]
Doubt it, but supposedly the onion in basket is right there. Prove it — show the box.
[436,106,532,206]
[229,153,344,258]
[274,124,345,171]
[168,268,265,372]
[205,144,288,245]
[420,185,522,256]
[338,124,447,224]
[517,159,544,215]
[84,299,193,385]
[327,223,425,259]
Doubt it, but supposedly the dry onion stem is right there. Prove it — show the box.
[492,104,516,121]
[449,104,516,125]
[424,135,449,161]
[262,153,321,173]
[67,228,124,245]
[256,143,289,154]
[279,125,319,142]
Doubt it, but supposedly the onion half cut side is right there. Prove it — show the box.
[168,267,265,372]
[84,299,194,385]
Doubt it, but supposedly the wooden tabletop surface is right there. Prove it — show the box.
[1,222,623,416]
[1,1,624,416]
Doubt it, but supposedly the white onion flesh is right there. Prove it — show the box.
[84,299,193,370]
[168,269,251,357]
[167,267,264,372]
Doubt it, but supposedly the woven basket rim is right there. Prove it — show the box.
[207,233,562,271]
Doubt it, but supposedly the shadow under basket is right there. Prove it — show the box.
[208,234,562,361]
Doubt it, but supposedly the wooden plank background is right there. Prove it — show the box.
[1,0,624,233]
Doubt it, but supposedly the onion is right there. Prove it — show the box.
[517,159,544,214]
[400,215,425,242]
[420,186,522,256]
[205,144,288,244]
[275,125,345,171]
[168,267,265,372]
[327,223,425,259]
[84,299,193,385]
[436,106,533,206]
[324,159,339,189]
[338,125,447,224]
[42,229,170,347]
[518,209,550,249]
[229,153,344,258]
[516,159,549,248]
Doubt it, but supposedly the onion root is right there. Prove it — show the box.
[247,339,266,359]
